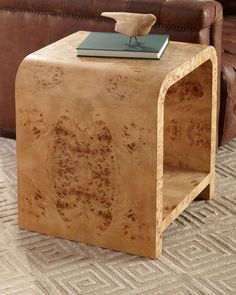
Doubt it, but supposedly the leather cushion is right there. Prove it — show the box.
[223,16,236,56]
[221,15,236,144]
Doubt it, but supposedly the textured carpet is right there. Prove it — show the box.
[0,137,235,295]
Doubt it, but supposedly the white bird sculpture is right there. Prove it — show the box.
[101,12,157,46]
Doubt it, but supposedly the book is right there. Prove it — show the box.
[76,32,169,60]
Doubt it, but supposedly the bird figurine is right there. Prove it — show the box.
[101,12,157,46]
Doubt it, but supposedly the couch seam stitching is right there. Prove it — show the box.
[0,8,205,32]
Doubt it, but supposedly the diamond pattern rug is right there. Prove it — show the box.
[0,137,235,295]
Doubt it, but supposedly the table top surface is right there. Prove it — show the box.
[25,31,216,82]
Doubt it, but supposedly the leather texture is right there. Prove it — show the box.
[0,0,228,144]
[221,16,236,144]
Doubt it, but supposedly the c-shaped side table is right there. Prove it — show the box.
[16,31,217,258]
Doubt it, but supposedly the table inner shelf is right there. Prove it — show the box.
[162,166,210,231]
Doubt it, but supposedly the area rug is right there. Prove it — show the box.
[0,137,235,295]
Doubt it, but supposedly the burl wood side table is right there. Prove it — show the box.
[16,31,217,259]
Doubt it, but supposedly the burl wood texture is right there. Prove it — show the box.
[16,31,217,259]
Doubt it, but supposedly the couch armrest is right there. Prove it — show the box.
[157,0,223,66]
[159,0,222,30]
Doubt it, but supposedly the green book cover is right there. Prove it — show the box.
[77,32,169,60]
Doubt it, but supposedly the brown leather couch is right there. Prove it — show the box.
[0,0,233,145]
[218,0,236,144]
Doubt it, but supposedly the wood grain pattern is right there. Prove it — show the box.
[15,31,218,259]
[162,166,210,232]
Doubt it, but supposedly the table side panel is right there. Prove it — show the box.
[156,46,217,233]
[16,55,160,258]
[164,60,213,172]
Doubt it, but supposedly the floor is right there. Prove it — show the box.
[0,137,235,295]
